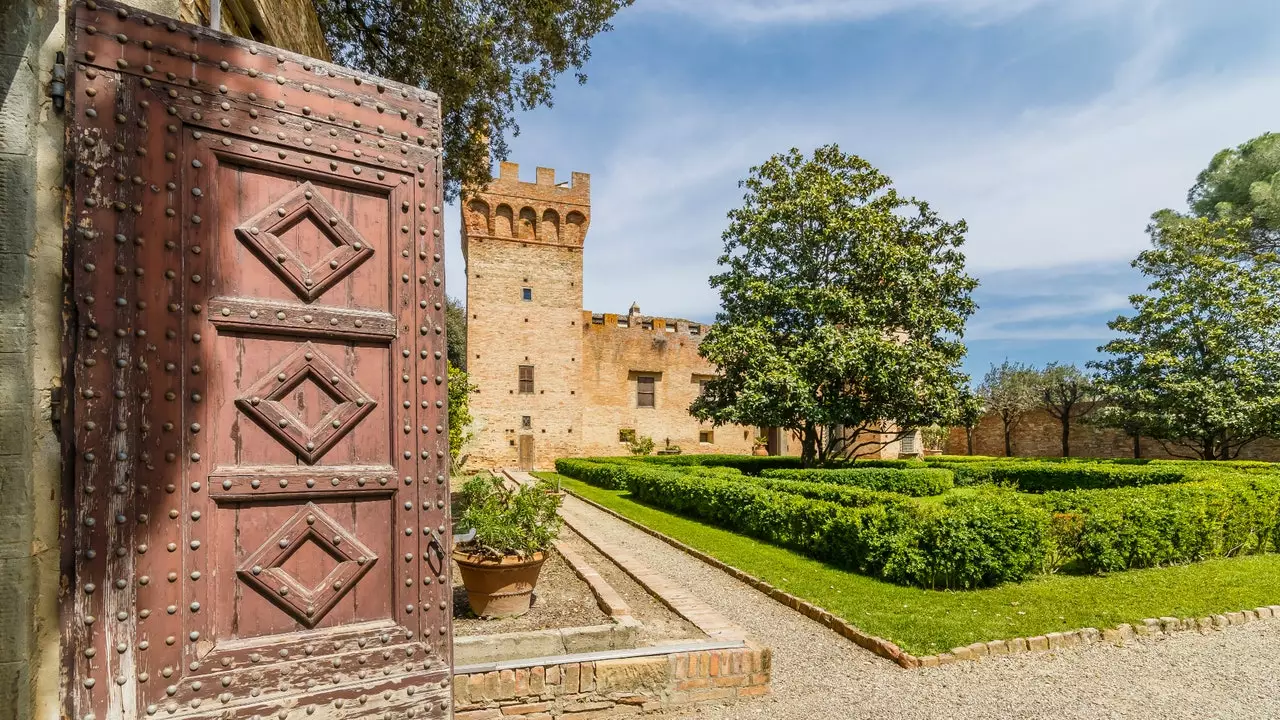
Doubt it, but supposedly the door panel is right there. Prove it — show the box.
[62,2,451,718]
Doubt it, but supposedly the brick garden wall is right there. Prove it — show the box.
[946,408,1280,459]
[454,644,770,719]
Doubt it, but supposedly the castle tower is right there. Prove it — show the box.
[461,163,591,469]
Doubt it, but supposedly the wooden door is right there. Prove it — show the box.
[61,2,452,718]
[517,436,534,471]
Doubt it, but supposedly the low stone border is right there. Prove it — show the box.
[554,540,631,618]
[454,643,771,719]
[557,498,745,643]
[560,487,1280,670]
[921,606,1280,667]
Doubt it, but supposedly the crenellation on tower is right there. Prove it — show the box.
[464,163,590,249]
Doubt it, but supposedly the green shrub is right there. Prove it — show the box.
[455,474,563,559]
[613,460,1045,589]
[1037,475,1280,573]
[936,461,1193,491]
[848,458,930,469]
[747,475,915,509]
[554,458,636,489]
[761,467,953,496]
[635,453,804,474]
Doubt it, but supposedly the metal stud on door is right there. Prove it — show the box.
[60,2,451,718]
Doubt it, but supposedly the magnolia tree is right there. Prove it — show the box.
[691,145,977,467]
[1090,216,1280,459]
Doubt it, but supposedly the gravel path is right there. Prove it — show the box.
[558,496,1280,720]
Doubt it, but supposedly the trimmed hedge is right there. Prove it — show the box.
[747,475,916,509]
[762,467,953,497]
[1038,475,1280,573]
[634,454,804,475]
[561,458,1046,589]
[936,461,1195,492]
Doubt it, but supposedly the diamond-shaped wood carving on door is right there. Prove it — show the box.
[234,182,375,302]
[235,342,376,464]
[236,502,378,627]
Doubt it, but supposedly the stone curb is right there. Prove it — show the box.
[561,489,917,668]
[562,488,1280,670]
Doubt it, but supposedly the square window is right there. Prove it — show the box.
[518,365,534,394]
[522,287,532,302]
[699,430,714,444]
[636,376,655,408]
[619,428,636,443]
[521,415,532,429]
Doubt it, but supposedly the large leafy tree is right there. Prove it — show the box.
[315,0,633,199]
[690,145,978,467]
[1090,216,1280,459]
[977,361,1040,457]
[957,388,984,456]
[1037,362,1097,457]
[1188,132,1280,251]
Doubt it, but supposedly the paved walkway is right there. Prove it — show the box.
[554,495,1280,720]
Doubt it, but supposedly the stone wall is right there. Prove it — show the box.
[579,312,755,458]
[0,3,328,718]
[461,163,758,469]
[946,408,1280,460]
[462,163,589,469]
[453,644,771,719]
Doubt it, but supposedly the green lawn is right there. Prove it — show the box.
[541,473,1280,656]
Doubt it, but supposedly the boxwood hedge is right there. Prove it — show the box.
[557,458,1046,589]
[761,467,954,497]
[935,461,1195,492]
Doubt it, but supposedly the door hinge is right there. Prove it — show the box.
[50,51,66,113]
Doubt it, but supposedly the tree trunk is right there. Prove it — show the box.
[1132,434,1140,459]
[965,427,975,455]
[800,423,819,468]
[1060,416,1070,457]
[1002,416,1013,457]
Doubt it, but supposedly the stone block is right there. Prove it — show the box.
[457,711,503,720]
[0,557,32,664]
[1212,615,1228,629]
[501,702,549,715]
[918,655,939,668]
[1227,611,1248,625]
[0,661,30,720]
[1007,638,1028,653]
[563,663,580,694]
[1046,632,1064,650]
[498,669,517,699]
[1079,628,1100,644]
[1159,616,1181,633]
[966,642,988,658]
[529,666,545,695]
[1027,636,1049,652]
[593,655,665,696]
[986,640,1009,656]
[0,457,34,558]
[0,153,37,258]
[949,646,973,661]
[0,62,36,158]
[579,662,595,693]
[1255,607,1273,619]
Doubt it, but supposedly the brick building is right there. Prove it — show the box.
[460,162,926,469]
[461,162,772,469]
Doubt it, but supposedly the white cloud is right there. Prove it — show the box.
[639,0,1113,27]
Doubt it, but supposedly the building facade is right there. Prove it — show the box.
[461,162,764,469]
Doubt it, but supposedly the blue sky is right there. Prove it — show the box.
[444,0,1280,382]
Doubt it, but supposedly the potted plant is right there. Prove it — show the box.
[452,475,563,618]
[752,436,769,456]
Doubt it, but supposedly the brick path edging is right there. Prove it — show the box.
[453,644,771,719]
[562,489,1280,670]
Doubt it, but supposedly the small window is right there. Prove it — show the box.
[522,287,532,302]
[518,365,534,394]
[690,325,701,336]
[521,415,532,429]
[617,318,629,328]
[637,376,655,408]
[699,430,714,444]
[698,380,709,396]
[618,428,636,443]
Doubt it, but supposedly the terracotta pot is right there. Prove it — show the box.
[452,550,547,618]
[752,445,769,456]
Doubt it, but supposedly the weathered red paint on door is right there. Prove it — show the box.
[61,2,452,717]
